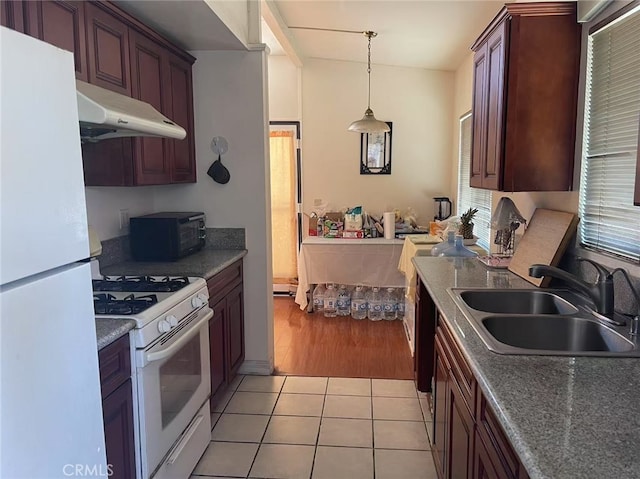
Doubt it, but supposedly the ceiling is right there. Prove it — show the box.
[265,1,505,71]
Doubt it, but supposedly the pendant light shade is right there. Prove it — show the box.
[348,31,389,134]
[348,108,390,133]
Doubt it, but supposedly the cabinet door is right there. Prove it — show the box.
[432,334,449,479]
[483,21,507,191]
[129,30,170,185]
[1,1,25,32]
[226,283,245,379]
[447,377,474,479]
[470,42,488,189]
[209,300,227,404]
[165,51,196,183]
[23,1,88,81]
[415,277,436,392]
[103,379,136,479]
[473,431,508,479]
[85,2,131,95]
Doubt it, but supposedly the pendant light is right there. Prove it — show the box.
[348,31,390,134]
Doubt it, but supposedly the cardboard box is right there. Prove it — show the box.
[343,230,364,239]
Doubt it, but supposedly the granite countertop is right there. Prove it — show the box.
[413,256,640,479]
[96,318,136,350]
[101,248,247,280]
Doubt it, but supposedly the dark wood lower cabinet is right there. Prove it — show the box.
[102,379,136,479]
[209,304,227,398]
[207,260,245,411]
[99,335,136,479]
[421,277,529,479]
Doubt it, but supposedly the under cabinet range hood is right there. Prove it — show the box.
[76,80,186,141]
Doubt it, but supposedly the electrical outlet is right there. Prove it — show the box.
[119,209,130,230]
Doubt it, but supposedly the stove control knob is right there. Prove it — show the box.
[167,315,178,327]
[158,319,171,333]
[191,296,204,308]
[197,293,208,304]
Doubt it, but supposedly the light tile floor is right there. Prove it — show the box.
[192,375,436,479]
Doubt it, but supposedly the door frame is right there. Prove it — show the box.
[269,121,302,294]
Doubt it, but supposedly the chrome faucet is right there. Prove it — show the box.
[529,258,614,317]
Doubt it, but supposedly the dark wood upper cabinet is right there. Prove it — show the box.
[470,2,581,192]
[23,1,88,81]
[129,29,171,185]
[1,1,25,32]
[166,51,196,183]
[85,2,131,95]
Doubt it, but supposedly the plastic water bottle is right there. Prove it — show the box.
[351,285,367,320]
[382,287,397,320]
[337,284,351,316]
[367,287,383,321]
[323,283,338,318]
[396,288,405,320]
[312,284,326,314]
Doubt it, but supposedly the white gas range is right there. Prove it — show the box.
[93,274,212,479]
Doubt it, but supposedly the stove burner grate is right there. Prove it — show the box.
[92,276,190,293]
[93,293,158,315]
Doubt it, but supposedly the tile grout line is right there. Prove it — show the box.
[243,375,287,478]
[308,377,329,478]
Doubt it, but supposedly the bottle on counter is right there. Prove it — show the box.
[351,285,367,320]
[317,216,325,237]
[431,231,455,256]
[382,287,397,320]
[323,283,338,318]
[312,283,326,314]
[337,284,351,316]
[367,287,383,321]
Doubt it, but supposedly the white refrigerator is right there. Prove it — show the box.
[0,27,108,478]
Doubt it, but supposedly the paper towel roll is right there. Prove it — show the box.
[383,212,395,239]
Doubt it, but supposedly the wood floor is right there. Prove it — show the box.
[273,296,414,379]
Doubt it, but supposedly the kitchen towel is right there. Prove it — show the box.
[383,212,395,239]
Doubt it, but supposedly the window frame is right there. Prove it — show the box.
[577,0,640,265]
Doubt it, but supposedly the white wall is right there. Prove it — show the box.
[268,55,300,120]
[301,58,454,224]
[85,186,156,240]
[153,49,274,373]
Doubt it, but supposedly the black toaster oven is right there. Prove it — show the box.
[130,212,206,261]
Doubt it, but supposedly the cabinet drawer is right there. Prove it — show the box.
[207,260,243,304]
[477,393,521,479]
[437,319,476,413]
[99,334,131,400]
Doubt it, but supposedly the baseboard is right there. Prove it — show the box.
[238,360,273,375]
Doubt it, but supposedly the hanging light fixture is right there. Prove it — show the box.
[348,31,390,134]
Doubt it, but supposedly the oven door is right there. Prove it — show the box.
[136,307,212,478]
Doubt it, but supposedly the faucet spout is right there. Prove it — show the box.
[529,260,614,316]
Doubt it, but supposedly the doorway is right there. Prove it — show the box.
[269,122,301,294]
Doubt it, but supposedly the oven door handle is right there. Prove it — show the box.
[145,309,213,363]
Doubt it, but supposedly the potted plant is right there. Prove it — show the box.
[459,207,478,239]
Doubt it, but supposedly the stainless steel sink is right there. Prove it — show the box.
[481,315,635,353]
[458,290,578,315]
[448,288,639,357]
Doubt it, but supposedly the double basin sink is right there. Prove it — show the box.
[448,288,639,356]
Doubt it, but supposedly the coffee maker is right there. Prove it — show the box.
[433,197,452,221]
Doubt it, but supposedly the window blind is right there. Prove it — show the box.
[579,6,640,262]
[458,113,492,251]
